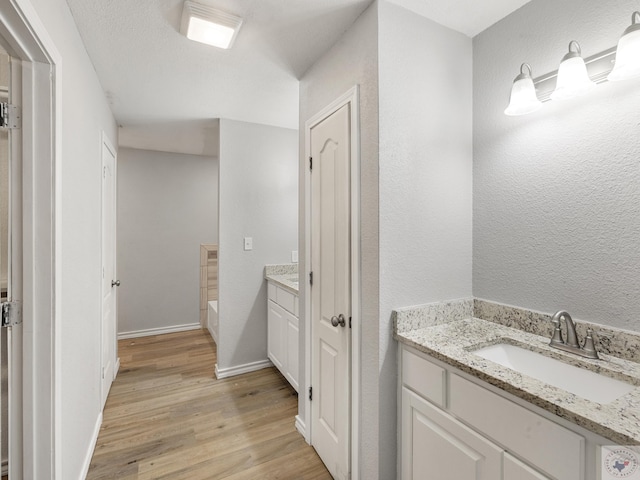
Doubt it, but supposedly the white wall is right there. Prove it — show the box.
[299,3,380,477]
[117,147,218,335]
[27,0,118,477]
[119,120,219,157]
[473,0,640,332]
[217,119,298,371]
[378,2,473,477]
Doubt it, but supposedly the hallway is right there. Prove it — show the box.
[87,330,331,479]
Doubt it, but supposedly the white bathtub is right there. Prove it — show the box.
[207,300,218,345]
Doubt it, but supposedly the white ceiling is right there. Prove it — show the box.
[65,0,532,130]
[388,0,532,38]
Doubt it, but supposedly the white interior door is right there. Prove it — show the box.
[310,103,351,480]
[101,136,117,408]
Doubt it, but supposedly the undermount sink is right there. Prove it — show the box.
[473,342,635,404]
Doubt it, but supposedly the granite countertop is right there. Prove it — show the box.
[395,317,640,446]
[264,264,299,294]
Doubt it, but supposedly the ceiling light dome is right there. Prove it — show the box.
[180,1,243,49]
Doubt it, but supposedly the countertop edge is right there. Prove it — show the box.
[265,274,299,294]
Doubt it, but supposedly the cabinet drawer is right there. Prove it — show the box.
[276,287,296,314]
[449,374,584,480]
[402,348,446,408]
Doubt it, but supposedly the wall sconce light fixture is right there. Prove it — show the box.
[505,63,542,115]
[608,12,640,81]
[505,11,640,116]
[550,41,596,101]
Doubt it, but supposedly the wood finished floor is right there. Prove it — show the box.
[87,329,331,480]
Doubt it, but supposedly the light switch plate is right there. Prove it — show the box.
[244,237,253,251]
[292,250,298,263]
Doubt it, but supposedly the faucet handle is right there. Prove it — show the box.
[550,318,564,346]
[582,328,600,359]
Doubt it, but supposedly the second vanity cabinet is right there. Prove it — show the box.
[267,282,299,391]
[400,345,588,480]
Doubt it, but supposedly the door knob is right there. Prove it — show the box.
[331,314,346,328]
[111,280,121,287]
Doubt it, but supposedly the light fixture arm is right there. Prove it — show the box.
[513,63,534,82]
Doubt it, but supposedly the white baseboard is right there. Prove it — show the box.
[214,359,273,379]
[114,357,120,378]
[118,323,201,340]
[295,415,307,441]
[207,323,218,345]
[79,412,103,480]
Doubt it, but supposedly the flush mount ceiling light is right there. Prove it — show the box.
[505,10,640,116]
[608,11,640,81]
[180,1,243,49]
[504,63,543,116]
[550,41,596,101]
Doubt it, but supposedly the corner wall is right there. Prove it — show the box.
[473,0,640,331]
[217,119,298,372]
[299,2,379,477]
[117,147,218,336]
[378,2,473,477]
[27,0,118,477]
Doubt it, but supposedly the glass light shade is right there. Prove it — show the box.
[551,42,596,101]
[504,63,542,116]
[187,17,236,49]
[608,12,640,81]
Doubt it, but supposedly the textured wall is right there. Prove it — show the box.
[217,119,298,371]
[299,3,379,477]
[117,147,218,334]
[26,0,119,476]
[379,2,473,477]
[473,0,640,331]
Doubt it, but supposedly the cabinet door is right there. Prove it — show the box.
[267,300,285,370]
[401,387,502,480]
[285,312,299,392]
[504,453,551,480]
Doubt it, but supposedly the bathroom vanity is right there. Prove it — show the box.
[265,264,299,392]
[394,299,640,480]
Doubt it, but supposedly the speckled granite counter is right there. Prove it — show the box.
[393,300,640,446]
[265,264,299,294]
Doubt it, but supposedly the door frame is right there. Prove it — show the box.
[100,131,118,406]
[303,85,360,479]
[0,1,61,478]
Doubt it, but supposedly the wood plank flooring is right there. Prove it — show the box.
[87,329,331,480]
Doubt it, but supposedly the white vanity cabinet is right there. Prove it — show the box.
[400,345,587,480]
[267,282,299,391]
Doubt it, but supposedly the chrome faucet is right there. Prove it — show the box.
[550,311,599,359]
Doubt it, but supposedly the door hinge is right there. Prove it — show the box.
[0,103,21,130]
[309,156,312,171]
[308,386,313,401]
[309,271,313,286]
[349,316,352,329]
[1,301,22,327]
